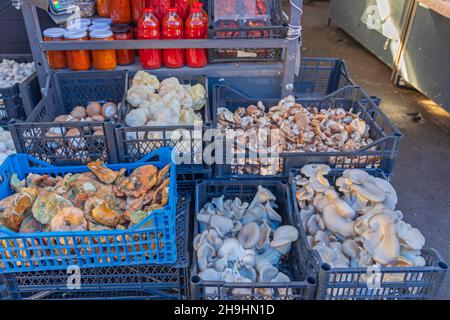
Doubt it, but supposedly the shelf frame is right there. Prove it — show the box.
[20,1,303,97]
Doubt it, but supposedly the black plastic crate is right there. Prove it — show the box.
[212,85,402,178]
[207,0,288,63]
[289,168,448,300]
[190,180,317,300]
[115,74,211,173]
[0,57,41,125]
[1,196,191,300]
[8,71,127,165]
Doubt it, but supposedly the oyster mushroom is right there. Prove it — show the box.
[231,197,248,220]
[256,222,271,250]
[258,265,279,282]
[265,201,282,222]
[396,220,425,251]
[249,186,276,209]
[197,242,215,271]
[209,215,234,237]
[270,225,299,254]
[237,222,260,249]
[301,164,331,193]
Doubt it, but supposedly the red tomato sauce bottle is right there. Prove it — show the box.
[162,8,185,68]
[137,8,162,69]
[192,1,208,24]
[185,6,208,67]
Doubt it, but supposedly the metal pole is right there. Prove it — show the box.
[282,0,303,97]
[20,2,48,92]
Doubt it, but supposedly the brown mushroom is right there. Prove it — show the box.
[70,106,87,119]
[86,102,102,117]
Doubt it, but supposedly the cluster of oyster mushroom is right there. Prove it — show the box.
[193,186,299,297]
[217,96,375,175]
[0,161,170,234]
[125,71,206,127]
[295,164,426,269]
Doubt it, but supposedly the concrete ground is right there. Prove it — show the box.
[299,1,450,299]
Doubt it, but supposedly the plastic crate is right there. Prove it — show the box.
[289,168,449,300]
[207,58,357,103]
[8,71,128,165]
[0,147,178,273]
[1,196,190,300]
[212,85,402,178]
[207,0,288,63]
[177,166,213,203]
[115,73,211,173]
[190,179,317,300]
[0,58,41,125]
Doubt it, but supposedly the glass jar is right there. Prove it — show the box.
[97,0,110,17]
[43,28,67,70]
[63,29,91,71]
[110,0,131,24]
[111,24,135,65]
[66,18,91,30]
[185,7,208,68]
[90,30,117,70]
[137,8,162,69]
[162,8,184,68]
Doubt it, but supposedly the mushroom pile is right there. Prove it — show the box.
[193,186,299,297]
[217,96,375,175]
[125,71,206,127]
[0,59,35,88]
[45,101,119,153]
[0,161,171,234]
[0,127,16,164]
[295,164,426,269]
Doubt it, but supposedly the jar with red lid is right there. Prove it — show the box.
[110,0,131,24]
[63,29,91,71]
[97,0,110,17]
[111,24,135,65]
[90,29,117,70]
[162,8,184,68]
[43,28,67,70]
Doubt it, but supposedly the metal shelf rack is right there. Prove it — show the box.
[20,0,304,97]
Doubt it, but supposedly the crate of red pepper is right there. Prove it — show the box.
[207,0,288,62]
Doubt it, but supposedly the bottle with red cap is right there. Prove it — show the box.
[162,8,185,68]
[192,1,208,24]
[137,8,162,69]
[148,0,171,22]
[185,6,208,67]
[173,0,190,21]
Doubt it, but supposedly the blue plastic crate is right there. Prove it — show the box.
[0,196,191,300]
[289,168,448,300]
[0,147,178,273]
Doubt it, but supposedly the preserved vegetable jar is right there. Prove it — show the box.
[112,24,136,65]
[131,0,146,24]
[148,0,171,22]
[64,29,91,71]
[185,7,207,67]
[137,8,162,69]
[162,8,184,68]
[97,0,110,17]
[110,0,131,24]
[174,0,190,21]
[43,28,67,69]
[90,29,117,70]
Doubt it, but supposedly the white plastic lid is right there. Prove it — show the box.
[92,18,113,25]
[89,29,113,39]
[43,27,65,38]
[64,29,88,40]
[88,24,111,32]
[67,18,91,28]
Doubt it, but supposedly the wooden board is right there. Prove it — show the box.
[417,0,450,19]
